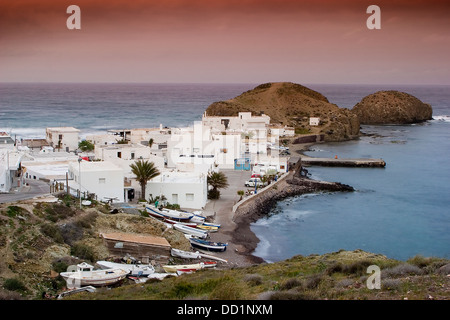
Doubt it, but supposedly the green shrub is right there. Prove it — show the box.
[244,274,263,286]
[75,212,98,229]
[41,223,64,243]
[60,223,84,245]
[6,206,21,218]
[71,242,95,262]
[280,278,303,290]
[170,282,195,299]
[207,189,220,200]
[209,281,243,300]
[3,278,27,292]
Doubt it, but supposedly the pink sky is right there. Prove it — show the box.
[0,0,449,84]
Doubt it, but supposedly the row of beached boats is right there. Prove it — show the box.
[145,205,228,252]
[145,205,221,230]
[57,206,229,297]
[59,246,228,293]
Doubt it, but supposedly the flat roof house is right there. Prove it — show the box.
[46,127,80,152]
[68,160,124,203]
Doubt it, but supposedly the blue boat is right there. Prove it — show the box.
[189,237,228,252]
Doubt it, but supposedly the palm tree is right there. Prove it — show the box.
[130,160,160,200]
[207,171,229,199]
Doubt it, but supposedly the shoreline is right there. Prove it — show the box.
[217,142,356,266]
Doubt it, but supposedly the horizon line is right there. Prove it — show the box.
[1,81,449,87]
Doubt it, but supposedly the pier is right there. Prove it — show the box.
[300,155,386,168]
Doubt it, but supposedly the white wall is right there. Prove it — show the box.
[145,172,207,210]
[46,127,79,152]
[68,161,124,202]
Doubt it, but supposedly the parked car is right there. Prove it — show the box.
[245,178,267,187]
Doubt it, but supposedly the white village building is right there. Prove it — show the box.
[45,127,80,152]
[68,160,125,203]
[94,143,165,178]
[145,170,207,210]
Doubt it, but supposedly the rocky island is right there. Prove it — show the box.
[352,90,433,125]
[205,82,360,142]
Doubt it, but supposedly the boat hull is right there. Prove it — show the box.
[174,224,208,239]
[145,206,193,221]
[60,269,128,288]
[189,238,228,252]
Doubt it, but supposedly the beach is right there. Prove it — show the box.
[201,142,355,267]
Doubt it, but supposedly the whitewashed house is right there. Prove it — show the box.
[94,143,165,178]
[145,170,207,210]
[68,160,125,203]
[45,127,80,152]
[0,149,23,193]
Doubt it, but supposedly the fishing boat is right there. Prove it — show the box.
[189,238,228,252]
[145,206,193,221]
[189,211,206,224]
[196,224,219,232]
[162,263,205,273]
[95,261,155,277]
[171,248,202,259]
[174,223,208,239]
[60,262,128,288]
[202,221,221,228]
[164,218,198,228]
[202,261,218,268]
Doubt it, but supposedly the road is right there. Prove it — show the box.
[0,179,53,204]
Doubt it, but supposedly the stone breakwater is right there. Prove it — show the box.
[231,172,354,263]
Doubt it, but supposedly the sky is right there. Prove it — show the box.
[0,0,449,85]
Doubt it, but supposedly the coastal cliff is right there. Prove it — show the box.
[205,82,360,142]
[352,90,433,125]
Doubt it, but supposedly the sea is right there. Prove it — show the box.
[1,82,449,261]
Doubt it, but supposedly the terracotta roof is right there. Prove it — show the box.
[101,232,170,247]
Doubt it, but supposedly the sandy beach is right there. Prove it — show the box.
[201,143,316,267]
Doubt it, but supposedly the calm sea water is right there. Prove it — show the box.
[252,84,450,261]
[0,83,253,139]
[1,83,449,261]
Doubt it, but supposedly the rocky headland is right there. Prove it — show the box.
[205,82,360,142]
[352,90,433,125]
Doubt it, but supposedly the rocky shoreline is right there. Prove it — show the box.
[231,169,355,264]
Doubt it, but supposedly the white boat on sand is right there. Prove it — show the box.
[60,262,128,288]
[96,261,155,277]
[189,238,228,252]
[145,206,193,221]
[171,248,202,259]
[162,261,216,274]
[174,223,208,239]
[171,248,228,263]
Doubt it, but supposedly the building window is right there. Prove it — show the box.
[99,178,106,184]
[186,193,194,201]
[131,152,135,159]
[117,152,122,158]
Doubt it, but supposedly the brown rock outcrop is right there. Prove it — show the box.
[205,82,360,142]
[352,91,433,125]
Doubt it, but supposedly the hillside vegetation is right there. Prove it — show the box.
[0,196,448,300]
